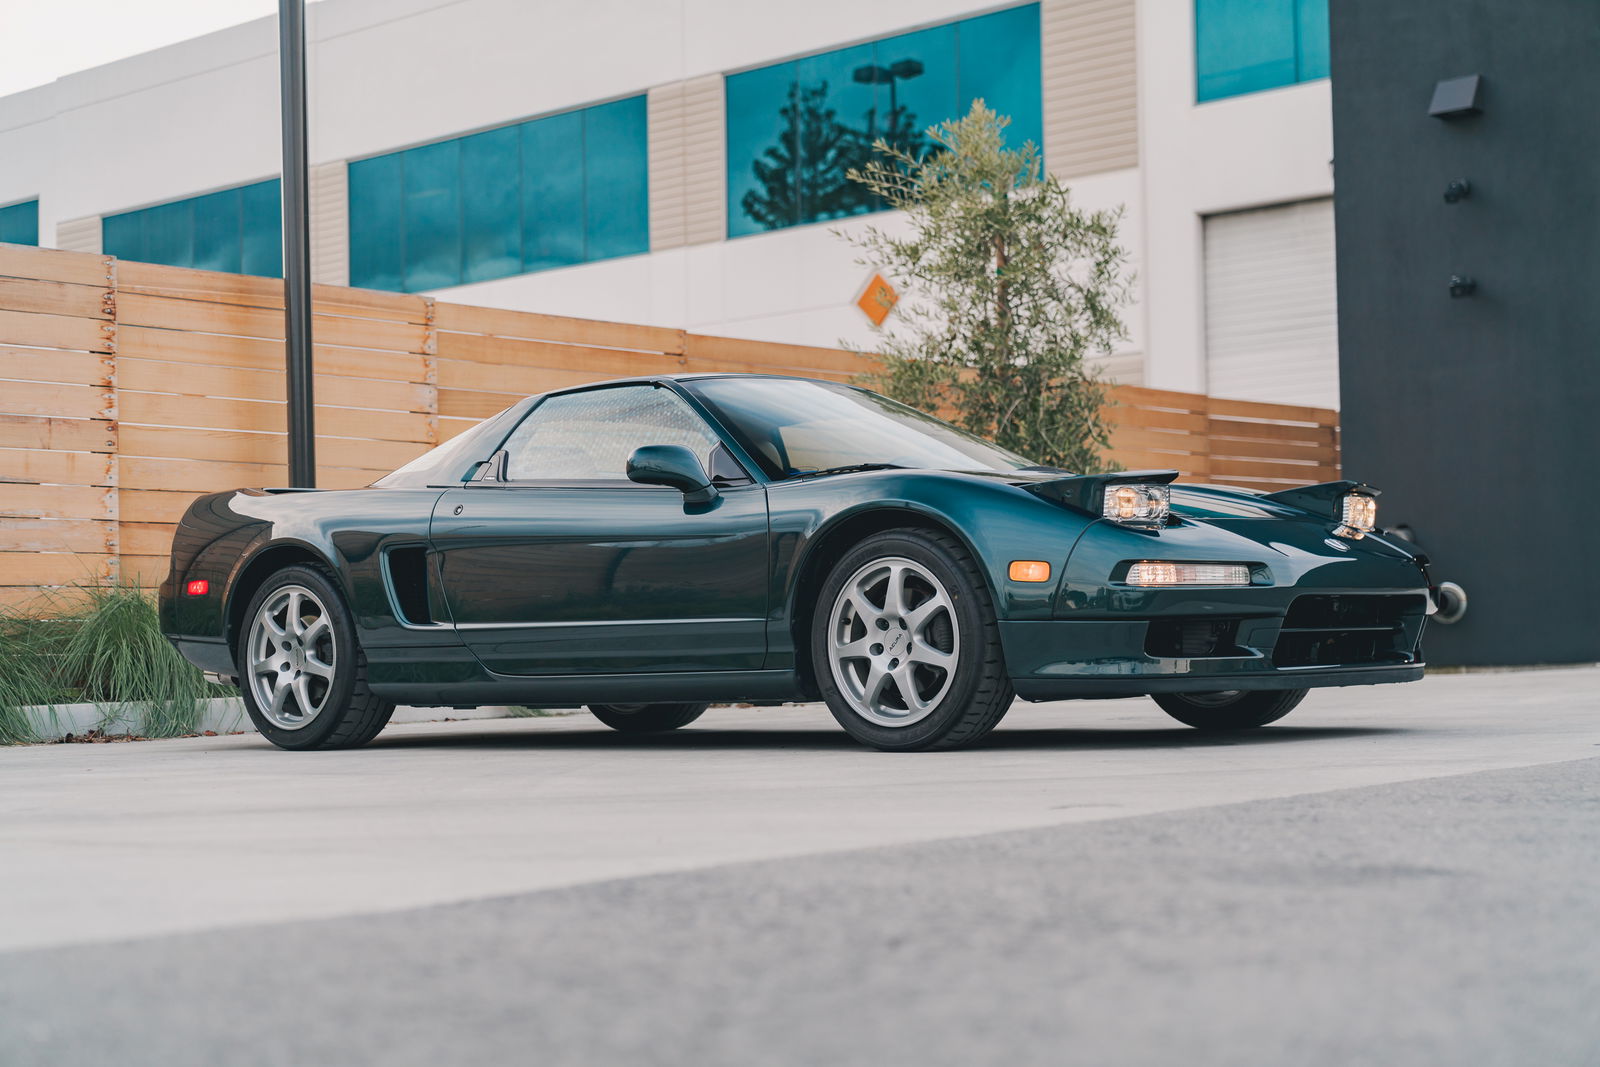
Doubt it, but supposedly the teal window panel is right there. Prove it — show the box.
[957,5,1044,152]
[240,180,283,278]
[726,4,1043,237]
[347,95,649,292]
[0,199,39,246]
[402,140,463,291]
[1295,0,1330,82]
[521,110,585,273]
[461,126,522,283]
[349,154,404,291]
[583,96,649,263]
[1196,0,1328,103]
[103,179,281,277]
[191,188,242,274]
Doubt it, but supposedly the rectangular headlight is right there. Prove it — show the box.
[1125,562,1251,586]
[1103,484,1170,527]
[1341,492,1377,531]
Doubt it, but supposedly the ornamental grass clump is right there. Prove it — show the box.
[0,581,226,742]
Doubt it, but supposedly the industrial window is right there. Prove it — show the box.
[1195,0,1329,103]
[0,199,39,246]
[347,96,648,293]
[725,4,1043,239]
[102,180,282,277]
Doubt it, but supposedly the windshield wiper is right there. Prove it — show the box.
[786,463,909,481]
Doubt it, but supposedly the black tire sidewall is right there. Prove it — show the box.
[587,703,709,733]
[811,530,998,751]
[1152,688,1309,730]
[236,565,363,750]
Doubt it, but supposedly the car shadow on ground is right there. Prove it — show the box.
[371,721,1409,753]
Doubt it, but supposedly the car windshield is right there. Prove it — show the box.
[685,377,1035,479]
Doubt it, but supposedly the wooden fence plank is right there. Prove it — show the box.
[0,414,115,453]
[0,447,112,487]
[117,293,426,351]
[118,326,430,381]
[118,358,432,413]
[120,489,204,525]
[117,261,430,322]
[0,483,114,520]
[435,332,686,377]
[0,551,113,587]
[683,333,876,376]
[0,245,111,287]
[1206,418,1337,445]
[0,348,112,387]
[0,381,113,420]
[1206,395,1337,424]
[119,521,177,558]
[118,392,432,443]
[436,303,684,354]
[117,425,427,470]
[0,308,112,354]
[0,276,112,320]
[0,517,113,554]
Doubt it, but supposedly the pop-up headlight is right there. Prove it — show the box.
[1103,484,1171,528]
[1341,492,1377,532]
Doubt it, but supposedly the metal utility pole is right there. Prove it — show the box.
[279,0,316,486]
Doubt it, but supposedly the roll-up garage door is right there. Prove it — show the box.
[1203,198,1339,409]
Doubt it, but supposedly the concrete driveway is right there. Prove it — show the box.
[2,666,1597,1064]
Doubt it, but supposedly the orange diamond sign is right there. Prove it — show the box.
[855,272,899,326]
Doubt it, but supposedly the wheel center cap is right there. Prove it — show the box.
[887,628,908,654]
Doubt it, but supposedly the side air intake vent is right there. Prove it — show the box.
[385,546,433,625]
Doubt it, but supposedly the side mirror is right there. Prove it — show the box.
[626,445,719,505]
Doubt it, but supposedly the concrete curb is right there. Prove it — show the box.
[17,698,525,740]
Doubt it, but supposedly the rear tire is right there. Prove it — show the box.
[812,528,1013,751]
[236,564,395,751]
[587,703,709,733]
[1152,688,1308,731]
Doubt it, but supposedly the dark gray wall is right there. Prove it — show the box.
[1331,0,1600,665]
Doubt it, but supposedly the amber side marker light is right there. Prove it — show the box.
[1008,561,1052,582]
[185,579,209,596]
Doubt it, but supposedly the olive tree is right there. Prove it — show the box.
[843,102,1131,472]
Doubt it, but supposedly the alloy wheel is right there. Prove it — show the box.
[826,556,960,728]
[247,584,337,730]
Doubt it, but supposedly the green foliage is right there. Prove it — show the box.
[0,581,228,743]
[843,102,1132,472]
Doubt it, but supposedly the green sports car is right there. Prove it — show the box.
[160,373,1433,752]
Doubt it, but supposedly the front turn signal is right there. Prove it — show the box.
[1008,560,1052,583]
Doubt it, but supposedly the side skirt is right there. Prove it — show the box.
[368,669,806,708]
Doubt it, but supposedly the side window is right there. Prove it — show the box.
[500,386,723,482]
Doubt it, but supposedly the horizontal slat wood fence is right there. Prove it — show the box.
[0,244,1337,610]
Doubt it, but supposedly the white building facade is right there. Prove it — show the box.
[0,0,1339,407]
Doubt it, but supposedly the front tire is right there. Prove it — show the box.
[588,703,709,733]
[812,528,1013,751]
[237,565,394,751]
[1152,688,1308,731]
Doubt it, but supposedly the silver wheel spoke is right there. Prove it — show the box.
[290,674,317,717]
[268,676,292,718]
[904,595,948,634]
[881,564,909,618]
[301,615,331,645]
[892,663,933,713]
[834,636,874,660]
[908,643,955,671]
[861,662,893,707]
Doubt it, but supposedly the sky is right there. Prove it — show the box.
[0,1,300,98]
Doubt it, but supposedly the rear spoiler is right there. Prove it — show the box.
[1022,469,1180,515]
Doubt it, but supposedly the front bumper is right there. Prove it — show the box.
[1001,596,1428,701]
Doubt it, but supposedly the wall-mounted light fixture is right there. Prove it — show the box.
[1449,275,1477,298]
[1429,74,1483,117]
[1443,178,1472,203]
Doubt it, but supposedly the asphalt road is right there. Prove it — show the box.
[2,666,1598,1065]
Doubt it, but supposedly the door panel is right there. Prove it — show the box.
[431,484,769,675]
